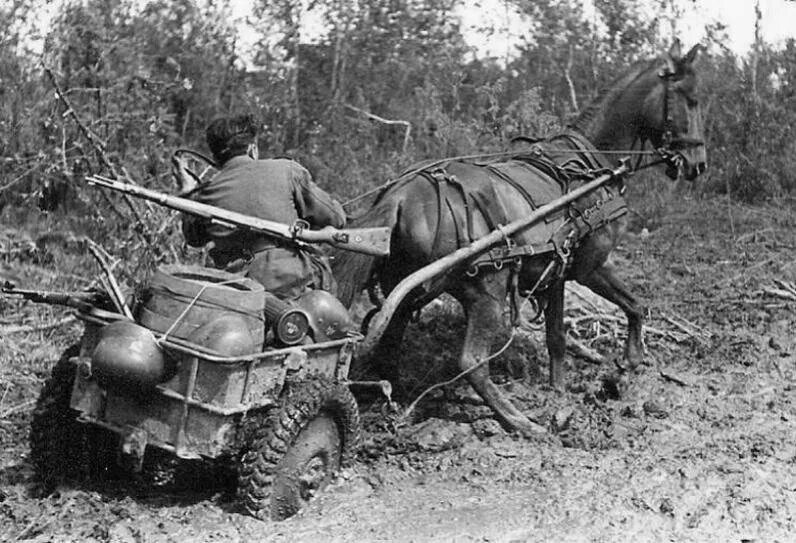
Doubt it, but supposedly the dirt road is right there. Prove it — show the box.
[1,196,795,542]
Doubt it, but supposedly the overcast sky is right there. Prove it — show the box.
[226,0,796,60]
[668,0,796,52]
[443,0,796,57]
[32,0,796,60]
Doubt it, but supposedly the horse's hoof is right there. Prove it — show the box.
[548,374,566,391]
[622,347,645,371]
[615,354,643,373]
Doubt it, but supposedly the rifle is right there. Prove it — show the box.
[85,175,391,257]
[2,281,104,312]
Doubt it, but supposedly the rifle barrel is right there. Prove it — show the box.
[86,175,391,256]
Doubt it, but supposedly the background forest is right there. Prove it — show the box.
[1,0,795,272]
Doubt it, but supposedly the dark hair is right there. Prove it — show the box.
[205,114,258,165]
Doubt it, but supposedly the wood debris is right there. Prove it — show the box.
[764,279,796,301]
[0,315,76,335]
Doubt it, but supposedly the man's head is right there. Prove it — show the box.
[205,114,259,165]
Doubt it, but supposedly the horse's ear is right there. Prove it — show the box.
[661,54,677,77]
[659,39,682,76]
[683,43,704,65]
[667,39,683,60]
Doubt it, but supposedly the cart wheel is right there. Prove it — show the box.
[29,345,118,488]
[238,378,360,520]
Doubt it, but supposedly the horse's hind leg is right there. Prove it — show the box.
[578,262,646,368]
[456,280,547,437]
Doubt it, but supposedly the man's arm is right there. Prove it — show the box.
[171,154,200,196]
[291,163,346,229]
[181,215,210,247]
[173,153,211,246]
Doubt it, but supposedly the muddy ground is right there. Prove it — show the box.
[1,192,795,542]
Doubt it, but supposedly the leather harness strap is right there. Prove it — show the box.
[413,133,627,298]
[465,183,627,279]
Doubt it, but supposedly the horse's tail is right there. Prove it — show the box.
[332,200,399,308]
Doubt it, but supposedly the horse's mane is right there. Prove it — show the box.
[570,57,661,133]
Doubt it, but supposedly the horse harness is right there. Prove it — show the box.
[416,134,628,309]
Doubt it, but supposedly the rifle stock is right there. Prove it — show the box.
[1,283,99,312]
[85,175,391,256]
[300,226,391,257]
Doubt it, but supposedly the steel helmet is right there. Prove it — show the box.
[92,320,172,389]
[295,290,355,342]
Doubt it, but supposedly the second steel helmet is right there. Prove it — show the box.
[295,290,355,342]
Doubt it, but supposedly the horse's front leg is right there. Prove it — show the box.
[370,297,413,390]
[456,276,547,437]
[543,279,567,388]
[577,262,646,368]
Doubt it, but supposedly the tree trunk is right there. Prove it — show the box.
[563,44,579,113]
[751,0,762,103]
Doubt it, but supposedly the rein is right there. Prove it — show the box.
[343,64,702,212]
[342,146,662,212]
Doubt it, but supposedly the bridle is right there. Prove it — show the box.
[648,65,704,173]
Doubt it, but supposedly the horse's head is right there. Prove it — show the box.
[642,41,707,180]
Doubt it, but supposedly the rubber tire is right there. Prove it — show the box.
[238,378,361,520]
[29,345,119,488]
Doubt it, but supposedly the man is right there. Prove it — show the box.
[173,114,346,300]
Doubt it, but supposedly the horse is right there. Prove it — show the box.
[333,41,708,436]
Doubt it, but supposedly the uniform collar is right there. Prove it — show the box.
[223,155,255,169]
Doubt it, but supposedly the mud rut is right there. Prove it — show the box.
[1,196,795,542]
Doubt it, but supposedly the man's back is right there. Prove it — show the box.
[177,113,345,299]
[185,156,344,245]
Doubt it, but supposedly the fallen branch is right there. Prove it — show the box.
[0,398,36,418]
[661,313,710,342]
[762,286,796,302]
[736,227,773,244]
[566,337,608,364]
[659,369,690,387]
[715,257,776,288]
[564,314,679,341]
[774,279,796,298]
[566,283,610,314]
[0,315,76,335]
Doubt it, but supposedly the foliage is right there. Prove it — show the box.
[1,0,795,283]
[698,40,796,201]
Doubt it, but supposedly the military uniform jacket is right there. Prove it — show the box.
[182,156,345,299]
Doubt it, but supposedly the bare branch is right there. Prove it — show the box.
[85,239,134,319]
[0,161,44,192]
[344,103,412,153]
[564,44,579,112]
[42,64,156,242]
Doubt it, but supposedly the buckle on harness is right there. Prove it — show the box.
[556,231,575,263]
[496,223,516,250]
